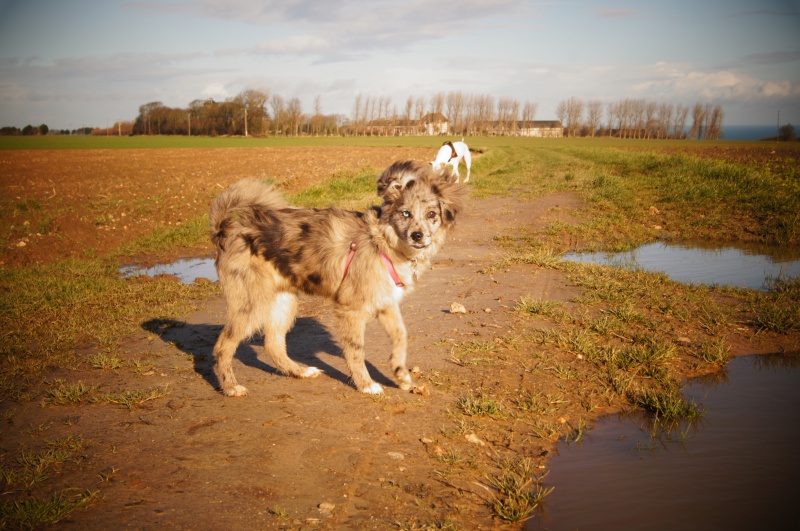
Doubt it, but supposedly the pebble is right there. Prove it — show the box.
[450,302,467,314]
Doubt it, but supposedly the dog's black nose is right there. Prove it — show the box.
[411,231,423,242]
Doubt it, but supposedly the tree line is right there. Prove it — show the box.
[6,87,796,141]
[0,124,92,136]
[128,90,342,137]
[123,89,724,140]
[556,97,724,139]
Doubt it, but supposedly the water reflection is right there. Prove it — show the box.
[120,257,217,283]
[563,242,800,291]
[530,354,800,530]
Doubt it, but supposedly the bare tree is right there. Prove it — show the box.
[657,102,673,139]
[587,99,603,137]
[558,97,583,137]
[414,96,426,134]
[706,104,724,140]
[644,101,658,139]
[555,100,568,136]
[475,94,495,135]
[688,102,707,139]
[271,95,287,135]
[286,97,303,136]
[446,91,466,136]
[630,99,646,138]
[674,104,689,139]
[431,92,445,117]
[235,89,269,136]
[522,100,537,124]
[351,94,363,136]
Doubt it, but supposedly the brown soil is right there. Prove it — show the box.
[1,147,797,529]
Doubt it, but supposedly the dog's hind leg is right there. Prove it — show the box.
[264,292,322,379]
[213,322,250,397]
[463,150,472,182]
[336,308,382,394]
[377,304,414,391]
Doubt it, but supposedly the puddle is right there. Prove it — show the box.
[120,257,217,283]
[529,354,800,530]
[563,242,800,290]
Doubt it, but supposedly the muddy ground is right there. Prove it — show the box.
[1,145,798,529]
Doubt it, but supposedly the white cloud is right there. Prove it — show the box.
[200,83,230,99]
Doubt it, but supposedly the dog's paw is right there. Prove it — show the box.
[222,385,248,397]
[398,380,414,391]
[301,366,322,378]
[361,382,384,395]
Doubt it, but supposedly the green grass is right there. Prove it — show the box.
[488,458,554,523]
[288,166,381,210]
[0,490,99,528]
[0,258,217,402]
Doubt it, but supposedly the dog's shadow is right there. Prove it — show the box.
[141,317,395,392]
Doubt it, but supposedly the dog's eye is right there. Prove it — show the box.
[401,210,411,218]
[427,211,437,219]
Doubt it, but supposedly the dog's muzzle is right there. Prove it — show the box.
[409,231,430,249]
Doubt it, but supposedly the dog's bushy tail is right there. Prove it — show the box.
[210,178,288,251]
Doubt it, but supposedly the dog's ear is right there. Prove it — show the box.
[377,160,428,201]
[432,176,468,228]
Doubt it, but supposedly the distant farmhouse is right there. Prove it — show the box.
[516,120,563,138]
[363,114,563,137]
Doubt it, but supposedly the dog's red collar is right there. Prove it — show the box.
[343,242,405,288]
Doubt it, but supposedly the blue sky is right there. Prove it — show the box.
[1,0,798,130]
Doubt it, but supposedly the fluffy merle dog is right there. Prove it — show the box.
[209,161,466,396]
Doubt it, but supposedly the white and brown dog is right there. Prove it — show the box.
[209,161,467,396]
[431,139,471,183]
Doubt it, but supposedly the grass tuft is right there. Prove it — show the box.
[487,458,553,523]
[0,490,99,528]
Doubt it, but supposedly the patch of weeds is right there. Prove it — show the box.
[0,489,99,528]
[269,505,291,521]
[563,418,588,443]
[752,280,800,332]
[603,363,637,397]
[697,338,731,366]
[42,381,98,407]
[448,340,498,367]
[457,391,505,418]
[607,302,642,323]
[515,296,563,318]
[395,517,458,530]
[436,446,463,467]
[3,437,87,491]
[543,363,579,380]
[501,247,568,270]
[630,383,703,422]
[87,352,124,370]
[589,315,619,335]
[130,358,156,375]
[97,386,170,411]
[561,328,597,357]
[487,457,553,523]
[696,300,731,335]
[513,389,548,415]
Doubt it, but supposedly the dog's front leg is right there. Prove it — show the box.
[336,308,383,394]
[377,304,414,391]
